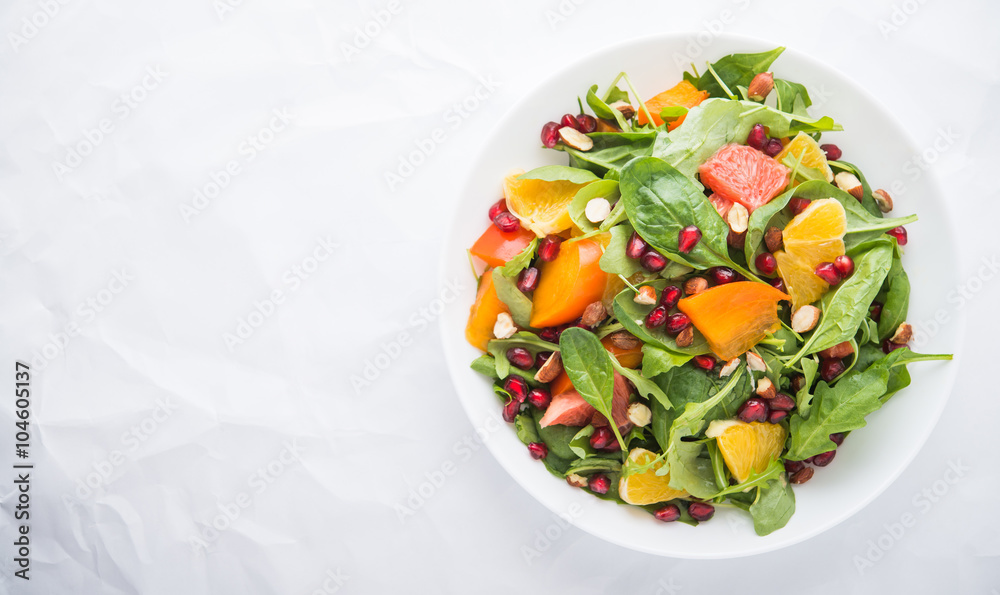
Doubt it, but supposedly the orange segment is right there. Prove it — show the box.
[677,281,790,361]
[503,171,591,237]
[636,80,709,130]
[774,132,834,182]
[619,448,688,505]
[465,270,509,351]
[469,224,536,268]
[529,235,610,328]
[708,421,786,483]
[775,198,847,310]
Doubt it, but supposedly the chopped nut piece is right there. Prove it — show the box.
[755,376,777,399]
[609,100,635,119]
[720,357,741,377]
[834,171,864,200]
[891,322,913,344]
[559,126,593,151]
[627,403,652,427]
[728,203,749,233]
[566,473,589,488]
[581,301,608,327]
[873,189,894,213]
[675,326,694,348]
[493,312,516,339]
[819,341,854,359]
[684,276,708,296]
[585,197,611,223]
[790,467,814,484]
[534,352,563,383]
[606,330,642,350]
[746,351,766,372]
[748,71,774,102]
[764,226,784,253]
[791,305,821,333]
[634,285,657,305]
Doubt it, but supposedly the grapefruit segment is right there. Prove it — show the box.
[698,144,791,212]
[539,372,631,429]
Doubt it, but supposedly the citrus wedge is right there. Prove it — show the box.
[774,198,846,310]
[618,448,688,505]
[503,171,591,237]
[698,144,791,212]
[774,132,834,183]
[707,420,786,483]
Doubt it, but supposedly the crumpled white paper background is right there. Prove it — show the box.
[0,0,997,593]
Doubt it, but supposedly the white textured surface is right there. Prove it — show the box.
[0,0,997,593]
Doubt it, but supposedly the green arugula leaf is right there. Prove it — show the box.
[774,79,812,116]
[517,165,599,185]
[831,160,883,218]
[712,458,783,498]
[491,268,533,328]
[795,356,819,416]
[695,48,785,98]
[750,477,796,536]
[568,425,596,459]
[566,456,622,476]
[499,238,538,277]
[641,344,693,378]
[559,327,626,452]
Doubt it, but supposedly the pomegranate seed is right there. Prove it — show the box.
[527,442,548,460]
[640,249,668,272]
[709,266,737,285]
[576,114,597,133]
[790,467,815,484]
[763,138,784,157]
[882,339,907,354]
[738,397,770,423]
[589,474,610,494]
[754,252,778,276]
[504,375,529,402]
[770,393,797,412]
[506,347,534,371]
[830,432,846,446]
[687,502,715,522]
[664,313,691,336]
[678,226,702,253]
[645,306,668,328]
[784,459,805,474]
[747,123,767,151]
[502,398,520,423]
[527,388,551,410]
[539,327,561,343]
[812,450,836,467]
[819,358,846,382]
[538,235,562,262]
[602,437,621,453]
[560,114,581,130]
[788,197,811,216]
[692,355,716,371]
[493,211,520,233]
[654,504,682,522]
[769,277,786,292]
[870,302,883,322]
[820,144,842,161]
[815,262,842,285]
[626,232,648,259]
[590,426,614,450]
[534,352,550,370]
[834,255,854,278]
[660,285,682,309]
[887,226,908,246]
[768,409,789,423]
[488,199,508,221]
[540,121,561,148]
[517,267,540,292]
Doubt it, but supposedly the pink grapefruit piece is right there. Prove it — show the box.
[699,143,791,212]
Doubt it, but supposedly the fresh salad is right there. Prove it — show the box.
[464,47,952,534]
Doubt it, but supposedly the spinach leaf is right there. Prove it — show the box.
[499,238,537,277]
[491,268,533,328]
[586,84,630,131]
[641,344,693,378]
[559,327,626,451]
[609,356,670,412]
[566,456,622,476]
[613,286,712,355]
[695,47,785,98]
[620,157,739,272]
[788,347,951,459]
[877,256,910,341]
[555,131,659,177]
[515,412,571,476]
[750,478,796,536]
[569,426,595,459]
[795,181,917,250]
[486,332,558,379]
[569,179,620,233]
[786,239,894,365]
[535,410,581,461]
[599,223,643,277]
[517,165,599,185]
[744,185,795,272]
[650,396,671,452]
[654,99,842,179]
[774,79,811,116]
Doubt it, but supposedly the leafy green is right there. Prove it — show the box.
[694,48,785,98]
[517,165,599,185]
[795,181,918,250]
[831,160,882,218]
[795,356,819,416]
[744,185,795,272]
[491,268,533,328]
[569,426,595,459]
[536,414,581,461]
[486,332,558,379]
[569,179,620,233]
[555,131,659,177]
[515,412,571,476]
[609,356,670,411]
[877,256,910,341]
[774,79,811,116]
[641,344,693,378]
[499,238,537,277]
[586,84,630,131]
[711,458,783,498]
[566,456,622,476]
[750,478,796,536]
[559,327,626,452]
[599,223,643,277]
[612,285,712,355]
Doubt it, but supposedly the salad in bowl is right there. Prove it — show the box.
[462,47,951,535]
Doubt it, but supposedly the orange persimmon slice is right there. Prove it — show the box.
[465,270,510,351]
[677,281,790,360]
[529,235,610,328]
[469,224,536,268]
[636,80,710,130]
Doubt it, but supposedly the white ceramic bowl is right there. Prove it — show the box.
[439,33,962,558]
